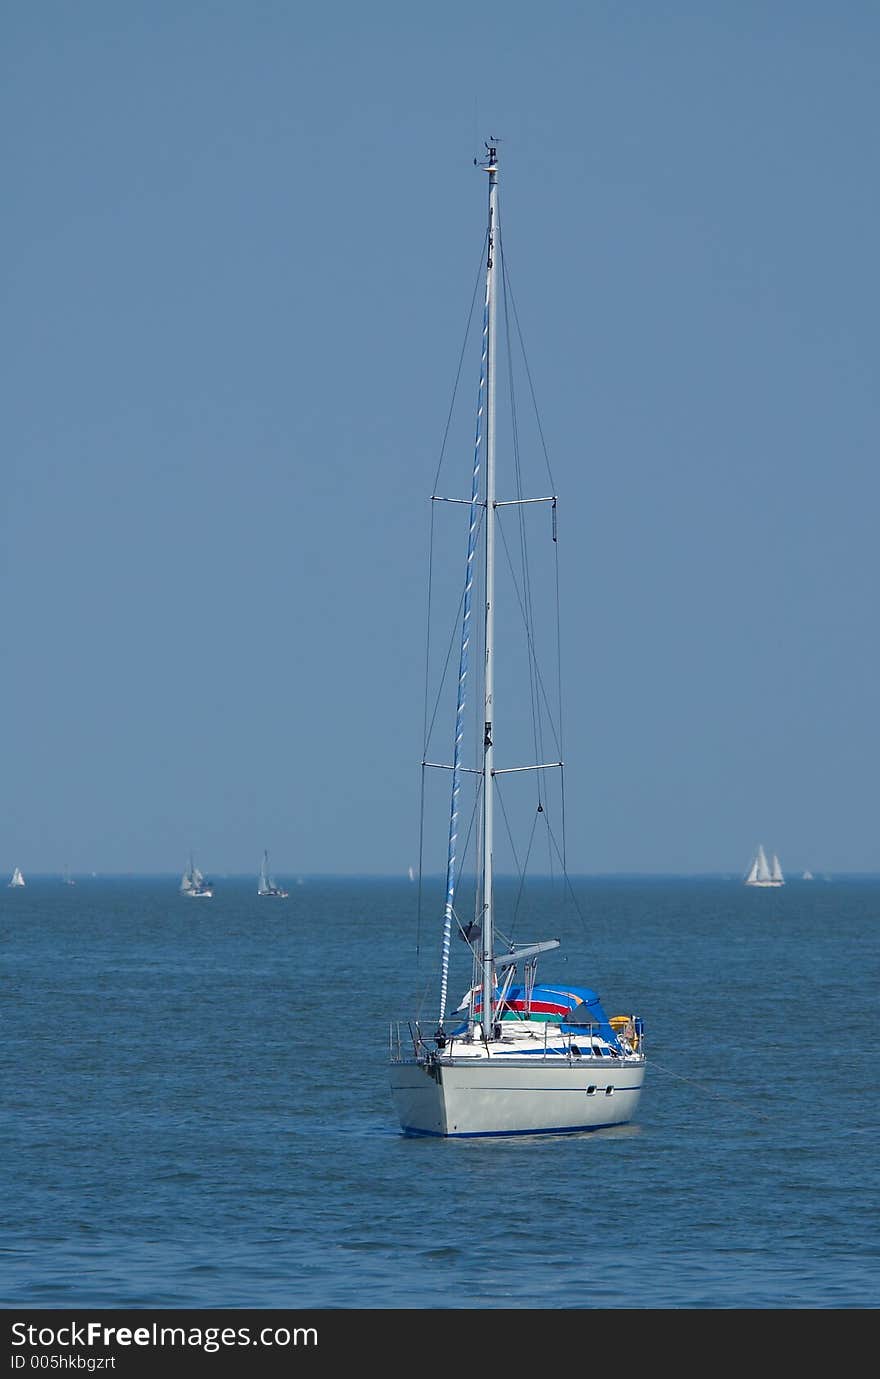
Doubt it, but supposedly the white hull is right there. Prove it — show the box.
[391,1055,645,1137]
[182,888,213,898]
[744,879,783,888]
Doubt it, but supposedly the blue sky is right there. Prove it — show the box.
[2,2,878,876]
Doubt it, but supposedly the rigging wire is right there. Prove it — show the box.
[422,507,487,763]
[415,169,582,999]
[499,228,547,848]
[437,265,491,1026]
[493,776,544,941]
[416,234,488,966]
[500,249,568,875]
[430,231,489,497]
[500,254,558,492]
[495,514,563,762]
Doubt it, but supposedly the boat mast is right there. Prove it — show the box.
[481,141,498,1039]
[436,159,489,1029]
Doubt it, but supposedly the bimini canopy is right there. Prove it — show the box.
[460,981,613,1035]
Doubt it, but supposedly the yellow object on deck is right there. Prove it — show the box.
[609,1014,638,1049]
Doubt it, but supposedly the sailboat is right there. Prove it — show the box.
[257,850,288,898]
[744,845,785,887]
[9,866,25,888]
[180,854,213,898]
[62,865,76,887]
[389,143,646,1138]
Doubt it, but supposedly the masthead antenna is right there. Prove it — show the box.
[475,137,500,171]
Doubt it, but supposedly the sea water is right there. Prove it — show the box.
[1,875,878,1309]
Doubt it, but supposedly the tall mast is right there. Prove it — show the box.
[481,141,498,1039]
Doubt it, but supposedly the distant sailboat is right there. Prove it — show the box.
[257,850,288,898]
[62,865,76,887]
[180,854,213,898]
[8,866,25,888]
[745,845,784,888]
[802,871,814,881]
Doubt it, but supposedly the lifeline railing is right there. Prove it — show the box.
[389,1020,645,1063]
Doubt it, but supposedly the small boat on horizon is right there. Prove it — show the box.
[180,854,213,898]
[745,845,784,887]
[257,850,288,898]
[8,866,25,888]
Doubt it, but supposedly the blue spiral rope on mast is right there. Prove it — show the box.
[438,293,489,1026]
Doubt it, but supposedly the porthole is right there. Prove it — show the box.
[586,1085,596,1095]
[605,1086,614,1096]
